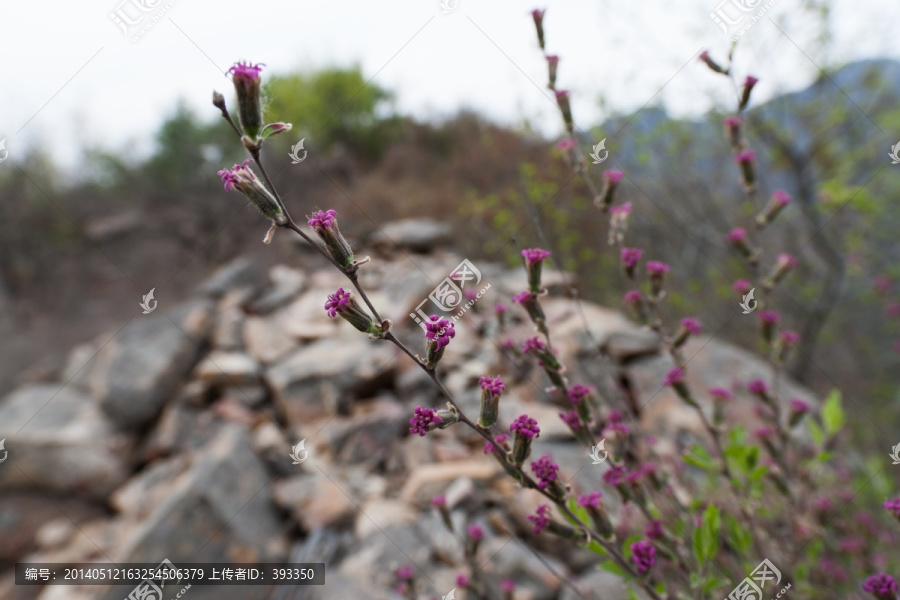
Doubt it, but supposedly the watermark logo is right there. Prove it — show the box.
[290,439,309,464]
[109,0,181,42]
[289,138,307,164]
[442,589,456,600]
[726,559,789,600]
[588,439,608,464]
[589,138,608,164]
[889,142,900,165]
[140,288,157,314]
[439,0,458,13]
[739,287,757,314]
[890,443,900,465]
[0,138,8,164]
[409,259,491,330]
[126,558,190,600]
[710,0,778,41]
[0,439,7,464]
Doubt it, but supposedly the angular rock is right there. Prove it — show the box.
[265,337,396,424]
[273,473,356,530]
[370,218,453,253]
[110,425,287,571]
[247,265,307,314]
[0,384,132,498]
[243,316,296,364]
[193,350,260,386]
[89,299,213,430]
[198,255,266,298]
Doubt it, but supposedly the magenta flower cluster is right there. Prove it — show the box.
[483,433,510,454]
[522,247,551,266]
[522,336,547,355]
[863,573,898,598]
[527,504,551,534]
[479,376,506,396]
[510,414,540,439]
[409,406,442,436]
[630,540,657,574]
[324,288,351,318]
[577,491,602,508]
[568,383,592,403]
[228,60,265,79]
[425,315,455,350]
[307,209,337,229]
[531,454,560,490]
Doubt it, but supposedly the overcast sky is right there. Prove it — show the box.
[1,0,897,172]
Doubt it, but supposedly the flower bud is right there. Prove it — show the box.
[664,368,696,407]
[764,253,797,290]
[734,150,756,190]
[756,190,791,228]
[723,115,742,148]
[620,247,642,279]
[739,75,759,111]
[727,227,758,264]
[758,310,780,345]
[546,54,559,89]
[748,378,773,407]
[432,495,454,532]
[623,290,647,323]
[608,201,632,245]
[578,492,614,539]
[212,90,226,112]
[218,159,287,231]
[788,397,810,428]
[423,315,455,369]
[672,317,701,349]
[596,170,625,211]
[478,376,506,428]
[228,61,265,142]
[308,209,355,268]
[259,121,293,140]
[778,331,800,362]
[465,524,484,557]
[645,261,671,298]
[521,248,551,293]
[510,414,540,465]
[531,9,546,50]
[512,290,547,332]
[555,90,573,127]
[698,50,726,74]
[709,387,733,426]
[324,288,383,335]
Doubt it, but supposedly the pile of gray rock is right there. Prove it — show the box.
[0,220,816,600]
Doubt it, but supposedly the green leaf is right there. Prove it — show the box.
[724,513,752,554]
[822,389,845,436]
[694,504,721,566]
[599,560,628,578]
[626,586,640,600]
[564,496,589,528]
[584,539,608,557]
[684,445,718,471]
[808,419,824,446]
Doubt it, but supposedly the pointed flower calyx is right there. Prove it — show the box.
[308,209,355,267]
[478,375,505,428]
[324,287,381,335]
[424,315,455,368]
[510,413,540,464]
[522,248,551,293]
[228,61,265,142]
[218,158,286,228]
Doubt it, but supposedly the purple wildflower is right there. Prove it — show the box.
[556,138,576,151]
[733,279,753,295]
[631,540,657,574]
[456,573,470,588]
[645,519,664,540]
[424,315,455,368]
[396,564,413,580]
[483,433,510,455]
[307,209,336,229]
[218,159,286,228]
[467,524,484,541]
[757,190,791,227]
[723,115,742,147]
[325,288,351,318]
[568,383,593,403]
[646,261,670,296]
[577,491,603,508]
[735,150,755,165]
[546,54,559,88]
[698,49,725,73]
[748,378,769,395]
[735,149,756,189]
[409,406,442,436]
[511,414,540,464]
[527,504,551,534]
[883,498,900,519]
[603,465,626,486]
[863,573,898,599]
[740,75,759,110]
[227,61,266,140]
[432,495,446,508]
[559,410,581,429]
[554,89,572,125]
[664,367,685,386]
[621,247,643,278]
[597,169,626,211]
[531,9,546,50]
[479,376,506,395]
[531,454,560,491]
[501,580,515,593]
[522,248,551,292]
